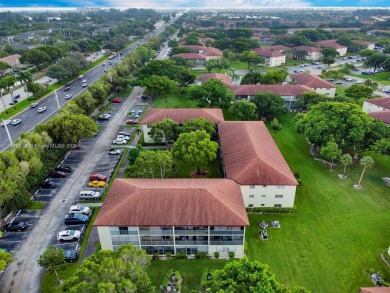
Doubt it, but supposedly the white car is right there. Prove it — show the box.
[82,79,87,83]
[37,107,47,113]
[108,148,122,155]
[113,139,127,145]
[30,102,39,108]
[82,82,88,87]
[57,230,82,242]
[65,94,72,99]
[117,134,130,140]
[1,120,11,127]
[69,205,92,216]
[102,113,111,118]
[11,119,21,125]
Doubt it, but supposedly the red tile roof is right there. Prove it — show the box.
[353,40,375,46]
[93,179,249,227]
[202,47,222,57]
[290,74,335,89]
[141,108,225,125]
[253,48,285,58]
[0,54,21,66]
[230,84,312,97]
[361,288,390,293]
[264,45,290,52]
[200,73,232,87]
[180,44,205,51]
[317,40,347,50]
[293,45,321,52]
[173,53,206,60]
[369,110,390,125]
[219,121,298,186]
[365,97,390,110]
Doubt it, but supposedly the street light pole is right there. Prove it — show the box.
[54,90,60,110]
[2,118,13,147]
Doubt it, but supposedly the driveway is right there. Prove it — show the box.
[0,86,145,293]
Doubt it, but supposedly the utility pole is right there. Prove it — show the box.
[54,90,60,110]
[2,118,13,147]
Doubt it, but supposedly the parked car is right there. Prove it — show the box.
[57,230,82,242]
[65,82,73,86]
[113,139,127,145]
[1,120,11,127]
[69,205,92,216]
[40,180,56,189]
[11,119,21,125]
[65,94,72,99]
[98,115,110,121]
[9,100,18,105]
[82,82,88,87]
[64,87,71,92]
[50,171,67,178]
[117,135,130,141]
[81,79,87,83]
[89,173,107,181]
[126,120,138,125]
[88,180,106,188]
[112,98,122,103]
[3,222,28,232]
[79,190,101,200]
[13,94,20,99]
[64,249,78,263]
[102,113,111,118]
[108,148,122,155]
[37,107,47,113]
[30,102,39,108]
[141,95,148,101]
[64,214,89,225]
[55,165,72,173]
[118,131,131,136]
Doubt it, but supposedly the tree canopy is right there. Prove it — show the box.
[187,79,234,108]
[150,118,180,149]
[126,150,173,178]
[229,100,258,121]
[344,84,374,101]
[240,72,262,85]
[141,75,179,108]
[181,117,216,137]
[251,92,286,120]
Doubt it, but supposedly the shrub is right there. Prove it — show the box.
[195,252,208,259]
[214,251,220,259]
[166,252,172,259]
[229,252,235,259]
[152,253,159,260]
[246,206,295,213]
[175,252,187,259]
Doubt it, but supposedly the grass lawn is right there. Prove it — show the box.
[350,72,390,85]
[335,85,346,96]
[245,114,390,293]
[153,94,198,109]
[147,259,230,292]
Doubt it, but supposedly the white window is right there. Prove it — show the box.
[249,194,254,198]
[275,195,283,198]
[147,125,152,128]
[249,185,255,189]
[248,204,254,208]
[261,195,266,197]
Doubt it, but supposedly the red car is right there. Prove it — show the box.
[89,173,107,181]
[126,120,138,124]
[112,98,122,103]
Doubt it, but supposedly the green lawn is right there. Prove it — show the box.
[153,94,198,109]
[335,84,346,96]
[146,259,229,292]
[350,72,390,85]
[245,114,390,293]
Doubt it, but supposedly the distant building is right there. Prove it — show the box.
[200,73,232,87]
[362,97,390,113]
[289,73,336,97]
[293,46,322,61]
[0,54,22,67]
[252,48,286,67]
[172,53,206,65]
[352,40,375,50]
[316,40,347,56]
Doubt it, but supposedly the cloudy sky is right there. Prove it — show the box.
[0,0,389,8]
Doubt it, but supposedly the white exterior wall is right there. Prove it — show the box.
[209,244,245,258]
[97,226,113,250]
[366,44,375,50]
[305,51,322,60]
[142,124,153,143]
[337,48,347,56]
[267,55,286,67]
[314,87,336,98]
[362,101,388,113]
[240,185,297,208]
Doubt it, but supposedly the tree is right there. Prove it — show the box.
[251,91,286,120]
[203,257,309,293]
[296,91,330,111]
[356,156,374,188]
[260,69,288,85]
[74,91,97,115]
[320,140,342,169]
[240,72,262,85]
[271,118,282,133]
[340,153,353,178]
[371,138,390,157]
[37,245,65,285]
[171,130,218,174]
[344,84,373,101]
[17,71,32,98]
[364,53,387,73]
[0,61,11,76]
[127,150,173,178]
[0,249,13,271]
[240,51,263,69]
[141,75,179,108]
[127,147,141,165]
[322,56,336,67]
[229,100,258,121]
[182,117,216,137]
[61,244,154,292]
[187,79,234,108]
[322,47,339,59]
[292,48,308,60]
[150,118,180,149]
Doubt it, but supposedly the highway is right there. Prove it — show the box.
[0,22,172,152]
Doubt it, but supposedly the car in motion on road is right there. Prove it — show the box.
[64,214,89,225]
[89,173,107,181]
[69,205,92,216]
[64,87,71,92]
[65,94,72,99]
[37,107,47,113]
[82,82,88,87]
[88,180,106,188]
[1,120,11,127]
[11,119,21,126]
[57,230,82,242]
[3,222,28,232]
[30,102,39,108]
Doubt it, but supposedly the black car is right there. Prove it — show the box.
[65,82,72,87]
[40,180,56,189]
[64,214,89,225]
[50,171,67,178]
[55,165,72,173]
[64,249,78,263]
[3,222,28,232]
[97,115,109,121]
[9,100,18,105]
[64,87,71,92]
[13,94,20,99]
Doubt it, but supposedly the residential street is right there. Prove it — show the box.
[0,86,145,293]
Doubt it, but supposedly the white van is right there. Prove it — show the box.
[79,190,101,200]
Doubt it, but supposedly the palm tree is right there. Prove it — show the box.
[0,80,8,114]
[17,71,32,98]
[340,154,352,178]
[356,156,374,187]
